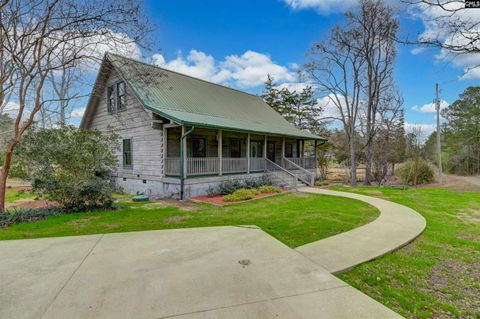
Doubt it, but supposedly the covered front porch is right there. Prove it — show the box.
[164,126,318,178]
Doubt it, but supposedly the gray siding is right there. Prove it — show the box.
[87,70,164,181]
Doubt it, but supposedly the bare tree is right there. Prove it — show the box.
[344,0,399,185]
[405,0,480,54]
[370,90,405,184]
[0,0,150,210]
[305,26,365,185]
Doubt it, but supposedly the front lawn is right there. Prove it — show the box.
[333,186,480,319]
[5,189,36,203]
[0,192,379,248]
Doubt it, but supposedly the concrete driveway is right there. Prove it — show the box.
[0,226,401,319]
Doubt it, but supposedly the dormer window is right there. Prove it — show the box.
[117,81,126,111]
[107,81,126,113]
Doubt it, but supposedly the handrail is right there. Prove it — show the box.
[282,157,315,186]
[265,158,298,189]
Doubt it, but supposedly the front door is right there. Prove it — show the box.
[267,141,275,162]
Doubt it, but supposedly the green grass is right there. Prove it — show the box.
[0,192,379,248]
[331,186,480,319]
[5,189,36,203]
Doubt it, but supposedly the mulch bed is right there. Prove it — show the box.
[191,191,285,206]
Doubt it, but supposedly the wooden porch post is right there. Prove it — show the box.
[263,135,268,171]
[263,135,267,159]
[314,140,318,176]
[302,139,306,167]
[218,130,222,176]
[163,127,168,177]
[247,133,250,174]
[282,137,285,159]
[182,126,187,177]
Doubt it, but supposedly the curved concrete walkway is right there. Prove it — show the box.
[296,187,426,274]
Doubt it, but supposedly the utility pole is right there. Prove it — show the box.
[435,83,443,183]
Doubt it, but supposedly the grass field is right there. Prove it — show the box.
[0,192,379,248]
[332,186,480,319]
[2,184,478,318]
[5,189,36,203]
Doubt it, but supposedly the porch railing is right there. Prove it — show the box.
[166,157,255,176]
[250,157,266,172]
[285,157,316,169]
[165,156,317,177]
[265,158,298,189]
[222,158,248,173]
[187,157,220,176]
[281,158,315,186]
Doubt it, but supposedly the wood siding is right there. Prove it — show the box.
[87,70,164,180]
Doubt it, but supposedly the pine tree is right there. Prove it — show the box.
[262,75,283,114]
[262,76,324,135]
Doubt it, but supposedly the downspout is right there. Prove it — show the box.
[180,126,195,200]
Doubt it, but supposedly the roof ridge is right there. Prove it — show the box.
[105,52,264,100]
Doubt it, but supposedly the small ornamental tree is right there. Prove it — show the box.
[12,126,119,211]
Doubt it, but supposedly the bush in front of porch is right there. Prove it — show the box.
[208,174,276,197]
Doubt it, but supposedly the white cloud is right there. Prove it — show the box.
[71,107,86,118]
[282,0,401,14]
[1,101,20,116]
[152,49,296,88]
[411,1,480,80]
[316,94,347,120]
[73,30,141,73]
[276,82,312,93]
[282,0,358,14]
[410,47,426,55]
[412,100,449,113]
[405,122,436,138]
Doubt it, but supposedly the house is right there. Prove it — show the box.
[81,53,326,199]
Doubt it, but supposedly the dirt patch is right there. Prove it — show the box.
[6,199,57,210]
[458,209,480,224]
[426,259,480,317]
[8,186,32,191]
[191,191,285,206]
[438,175,480,193]
[164,215,188,223]
[66,216,101,229]
[457,232,480,242]
[6,178,31,188]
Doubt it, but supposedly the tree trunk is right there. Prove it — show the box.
[364,142,372,185]
[0,145,14,211]
[350,137,357,186]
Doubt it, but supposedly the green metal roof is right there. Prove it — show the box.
[105,53,325,140]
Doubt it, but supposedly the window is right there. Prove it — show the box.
[107,86,115,113]
[123,138,132,168]
[285,143,293,158]
[250,141,263,158]
[229,139,241,158]
[107,81,126,113]
[191,137,207,157]
[117,81,126,111]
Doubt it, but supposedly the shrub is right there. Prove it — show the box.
[217,179,244,195]
[258,185,282,194]
[12,126,119,211]
[0,207,64,228]
[223,188,259,202]
[396,160,435,186]
[314,180,329,186]
[218,174,276,195]
[206,186,218,197]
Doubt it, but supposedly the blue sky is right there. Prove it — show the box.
[72,0,479,134]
